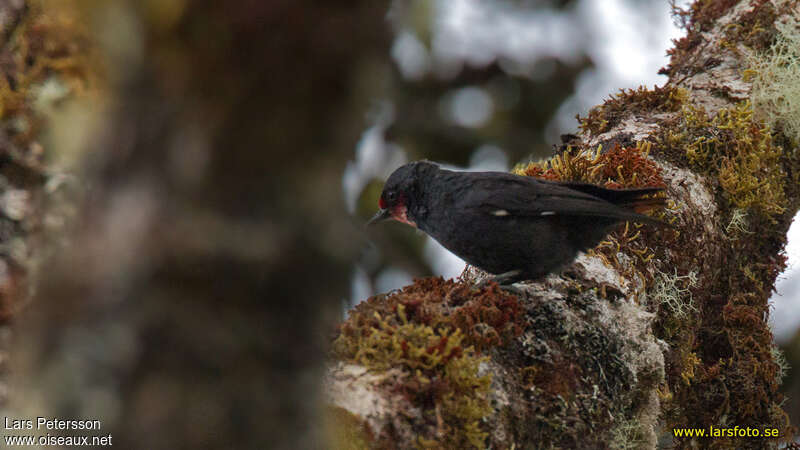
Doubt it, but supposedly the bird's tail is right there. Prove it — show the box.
[561,183,668,216]
[618,193,667,215]
[617,195,671,227]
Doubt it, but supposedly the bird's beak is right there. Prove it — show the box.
[367,208,392,226]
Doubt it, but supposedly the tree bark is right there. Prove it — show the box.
[327,1,800,448]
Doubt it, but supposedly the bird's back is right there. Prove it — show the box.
[412,166,664,280]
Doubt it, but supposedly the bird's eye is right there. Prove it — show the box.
[387,191,396,201]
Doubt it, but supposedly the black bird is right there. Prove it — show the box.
[368,161,666,283]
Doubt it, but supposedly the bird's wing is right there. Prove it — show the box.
[458,175,659,222]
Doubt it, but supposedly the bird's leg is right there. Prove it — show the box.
[474,270,523,289]
[489,269,523,285]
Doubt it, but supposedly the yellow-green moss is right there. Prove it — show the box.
[680,101,787,221]
[334,309,467,371]
[679,352,701,386]
[333,315,491,448]
[332,278,517,448]
[647,97,795,445]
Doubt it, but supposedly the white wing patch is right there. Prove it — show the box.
[492,210,555,216]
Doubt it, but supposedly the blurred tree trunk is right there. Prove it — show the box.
[8,1,390,450]
[327,1,800,448]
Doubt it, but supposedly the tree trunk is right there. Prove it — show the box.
[327,1,800,448]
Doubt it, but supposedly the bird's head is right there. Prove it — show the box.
[367,161,437,227]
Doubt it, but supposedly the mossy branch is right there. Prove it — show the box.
[327,1,800,448]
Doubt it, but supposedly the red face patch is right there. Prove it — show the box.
[379,197,387,209]
[392,205,416,227]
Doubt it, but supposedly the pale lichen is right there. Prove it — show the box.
[644,268,698,319]
[748,16,800,144]
[723,207,754,238]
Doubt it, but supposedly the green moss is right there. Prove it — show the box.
[332,278,521,448]
[334,309,466,371]
[334,312,492,448]
[513,58,795,446]
[647,103,794,442]
[632,89,795,447]
[679,352,701,386]
[672,101,787,222]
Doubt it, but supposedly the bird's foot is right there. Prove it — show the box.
[488,270,523,285]
[473,270,523,293]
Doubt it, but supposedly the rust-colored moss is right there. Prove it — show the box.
[724,0,780,50]
[513,126,787,450]
[576,85,686,136]
[662,0,796,79]
[514,141,667,190]
[647,99,795,445]
[660,0,737,78]
[520,356,582,399]
[337,277,524,354]
[692,0,739,31]
[549,81,795,446]
[650,209,795,447]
